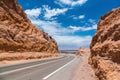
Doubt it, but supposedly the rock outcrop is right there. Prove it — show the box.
[0,0,58,53]
[76,48,90,56]
[89,8,120,80]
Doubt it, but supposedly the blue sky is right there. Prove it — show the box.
[18,0,120,50]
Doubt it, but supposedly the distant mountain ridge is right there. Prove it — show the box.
[0,0,58,53]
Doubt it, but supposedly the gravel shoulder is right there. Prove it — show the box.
[72,54,96,80]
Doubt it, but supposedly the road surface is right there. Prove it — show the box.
[0,54,80,80]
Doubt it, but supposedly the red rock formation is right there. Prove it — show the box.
[0,0,58,53]
[89,8,120,80]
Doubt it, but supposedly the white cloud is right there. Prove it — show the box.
[78,15,85,19]
[43,5,68,19]
[69,24,97,31]
[54,35,92,50]
[25,8,96,49]
[55,0,87,7]
[31,18,96,35]
[30,19,72,36]
[72,15,85,19]
[29,18,96,49]
[25,8,41,18]
[88,19,96,24]
[25,9,70,35]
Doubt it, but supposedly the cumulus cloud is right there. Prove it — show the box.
[72,15,85,19]
[55,0,87,7]
[69,24,97,31]
[30,19,72,35]
[43,5,68,19]
[25,7,96,49]
[54,35,92,50]
[30,18,96,35]
[29,18,96,49]
[25,8,41,19]
[25,8,69,35]
[79,15,85,19]
[25,6,68,20]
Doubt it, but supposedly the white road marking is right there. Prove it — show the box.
[0,56,66,76]
[43,57,76,80]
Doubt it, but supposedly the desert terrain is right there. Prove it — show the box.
[0,0,120,80]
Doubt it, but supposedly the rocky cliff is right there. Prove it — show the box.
[0,0,58,53]
[89,8,120,80]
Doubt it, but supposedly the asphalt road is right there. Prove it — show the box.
[0,54,79,80]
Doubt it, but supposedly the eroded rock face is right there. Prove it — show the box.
[76,48,90,56]
[89,8,120,80]
[0,0,58,53]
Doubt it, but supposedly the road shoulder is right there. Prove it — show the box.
[72,54,96,80]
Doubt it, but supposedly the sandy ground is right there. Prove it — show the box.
[0,52,59,65]
[72,54,96,80]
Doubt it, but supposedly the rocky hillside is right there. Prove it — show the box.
[89,8,120,80]
[76,48,90,56]
[0,0,58,53]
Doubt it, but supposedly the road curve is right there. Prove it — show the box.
[0,54,77,80]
